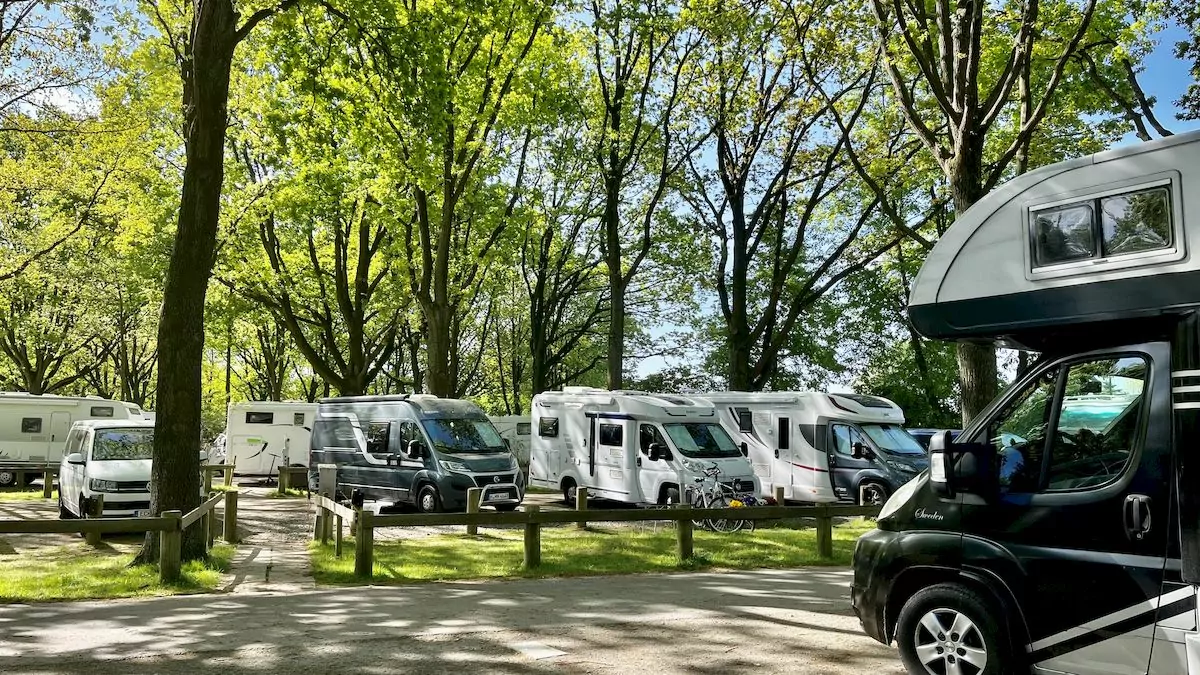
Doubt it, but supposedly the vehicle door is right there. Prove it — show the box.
[48,412,72,461]
[361,420,406,503]
[959,346,1169,675]
[61,429,85,511]
[589,417,628,499]
[828,424,873,502]
[636,423,676,504]
[394,420,428,501]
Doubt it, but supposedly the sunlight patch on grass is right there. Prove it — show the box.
[0,543,235,602]
[267,488,307,499]
[311,519,875,585]
[0,489,56,502]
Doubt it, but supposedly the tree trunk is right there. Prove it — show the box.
[136,0,239,565]
[425,303,453,397]
[604,175,624,391]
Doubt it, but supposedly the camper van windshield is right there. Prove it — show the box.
[92,429,154,461]
[421,419,507,454]
[860,424,926,456]
[662,423,742,459]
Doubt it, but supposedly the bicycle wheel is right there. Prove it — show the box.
[707,495,746,533]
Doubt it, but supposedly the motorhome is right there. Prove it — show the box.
[851,130,1200,675]
[489,414,532,469]
[309,394,524,512]
[0,393,145,485]
[699,391,927,504]
[224,401,317,475]
[528,387,758,505]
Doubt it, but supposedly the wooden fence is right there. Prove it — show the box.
[0,490,238,583]
[312,489,880,580]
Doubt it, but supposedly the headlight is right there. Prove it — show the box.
[878,475,922,520]
[439,460,469,473]
[89,478,118,492]
[680,459,704,472]
[509,455,520,470]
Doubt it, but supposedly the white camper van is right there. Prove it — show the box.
[489,415,532,469]
[700,391,928,505]
[225,401,317,475]
[0,393,145,485]
[529,387,758,505]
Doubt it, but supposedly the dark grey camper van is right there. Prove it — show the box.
[309,395,524,512]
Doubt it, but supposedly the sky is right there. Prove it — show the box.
[634,21,1199,386]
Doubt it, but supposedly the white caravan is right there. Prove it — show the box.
[225,401,317,475]
[489,415,532,468]
[529,387,758,505]
[699,391,928,505]
[0,393,145,483]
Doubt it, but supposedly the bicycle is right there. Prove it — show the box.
[685,464,756,533]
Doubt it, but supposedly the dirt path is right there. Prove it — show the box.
[221,487,314,594]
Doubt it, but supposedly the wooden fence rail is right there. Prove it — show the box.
[311,492,879,580]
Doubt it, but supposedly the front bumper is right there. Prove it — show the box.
[851,527,895,645]
[436,472,524,510]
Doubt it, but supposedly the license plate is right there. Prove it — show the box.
[136,510,151,518]
[487,492,509,501]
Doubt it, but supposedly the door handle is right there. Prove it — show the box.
[636,457,642,467]
[774,449,779,459]
[1124,494,1152,541]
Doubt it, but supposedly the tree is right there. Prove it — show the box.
[135,0,300,564]
[1171,0,1199,118]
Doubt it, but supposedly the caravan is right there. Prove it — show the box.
[0,393,145,485]
[224,401,317,475]
[488,415,532,469]
[851,130,1200,674]
[528,387,758,505]
[700,391,927,504]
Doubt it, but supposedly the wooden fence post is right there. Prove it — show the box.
[355,508,374,579]
[159,510,183,583]
[223,490,238,544]
[319,505,329,545]
[224,465,234,486]
[203,468,213,495]
[774,486,785,505]
[42,470,53,499]
[313,503,323,541]
[335,514,343,558]
[279,467,290,493]
[675,503,693,562]
[816,504,833,559]
[575,486,588,529]
[205,505,215,550]
[466,487,482,536]
[523,505,541,569]
[85,495,104,546]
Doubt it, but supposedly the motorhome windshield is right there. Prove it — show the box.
[663,423,742,459]
[92,429,154,461]
[861,424,925,456]
[421,418,507,454]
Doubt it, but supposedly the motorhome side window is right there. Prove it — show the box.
[366,422,391,457]
[246,412,274,424]
[777,417,790,449]
[21,417,41,433]
[988,356,1147,492]
[734,408,752,433]
[517,422,531,435]
[293,413,305,426]
[90,406,114,417]
[599,423,623,446]
[538,417,559,438]
[1032,185,1172,267]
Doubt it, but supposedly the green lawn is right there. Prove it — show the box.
[0,543,235,602]
[311,519,874,585]
[267,487,308,499]
[0,488,55,502]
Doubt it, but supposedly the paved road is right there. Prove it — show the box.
[0,568,904,674]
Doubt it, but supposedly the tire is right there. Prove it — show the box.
[895,582,1008,675]
[494,504,518,512]
[707,495,746,533]
[562,479,577,506]
[0,470,15,488]
[662,486,681,505]
[416,484,441,514]
[859,481,890,506]
[58,495,74,520]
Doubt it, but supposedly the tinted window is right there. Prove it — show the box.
[1102,187,1171,256]
[777,417,790,450]
[293,413,306,426]
[90,406,114,418]
[599,423,622,446]
[734,408,752,433]
[246,412,274,424]
[639,424,668,452]
[516,422,531,435]
[366,422,391,457]
[1034,203,1096,265]
[92,428,154,460]
[989,367,1058,492]
[538,417,559,438]
[398,422,423,453]
[21,417,42,433]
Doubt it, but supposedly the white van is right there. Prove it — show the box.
[529,387,758,505]
[224,401,317,475]
[699,391,928,505]
[58,419,156,519]
[0,393,145,486]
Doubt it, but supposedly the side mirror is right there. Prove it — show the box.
[648,442,672,462]
[928,431,994,499]
[739,441,748,457]
[851,442,873,459]
[406,439,426,459]
[66,453,85,466]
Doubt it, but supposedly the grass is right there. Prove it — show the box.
[310,519,875,585]
[0,488,56,502]
[0,543,235,602]
[267,487,307,499]
[208,483,239,494]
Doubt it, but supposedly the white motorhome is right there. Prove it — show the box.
[489,414,532,468]
[0,393,145,485]
[529,387,758,505]
[225,401,317,475]
[699,391,928,504]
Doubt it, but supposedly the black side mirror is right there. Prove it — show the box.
[851,442,873,459]
[928,431,994,499]
[648,442,671,462]
[406,439,426,459]
[739,441,748,457]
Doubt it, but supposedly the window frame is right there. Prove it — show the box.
[293,413,306,426]
[1024,173,1184,281]
[734,407,753,433]
[89,406,115,418]
[21,417,42,434]
[598,423,623,447]
[538,417,559,438]
[245,411,275,425]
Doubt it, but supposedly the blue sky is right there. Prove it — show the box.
[635,22,1198,384]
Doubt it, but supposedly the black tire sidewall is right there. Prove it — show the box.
[895,583,1008,675]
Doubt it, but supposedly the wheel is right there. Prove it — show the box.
[662,486,680,505]
[707,495,745,533]
[0,470,15,488]
[494,504,518,512]
[895,583,1007,675]
[58,495,74,519]
[562,479,577,506]
[416,485,442,513]
[859,481,890,506]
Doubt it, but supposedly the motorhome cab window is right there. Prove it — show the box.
[538,417,559,437]
[398,421,421,451]
[1032,186,1173,267]
[599,423,623,446]
[246,412,274,424]
[990,356,1146,492]
[21,417,41,434]
[639,424,669,452]
[366,422,391,457]
[293,413,305,426]
[93,429,154,461]
[90,406,114,417]
[859,425,925,456]
[422,418,507,453]
[663,423,741,458]
[832,424,867,456]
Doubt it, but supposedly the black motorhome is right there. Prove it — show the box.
[309,395,524,512]
[852,130,1200,675]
